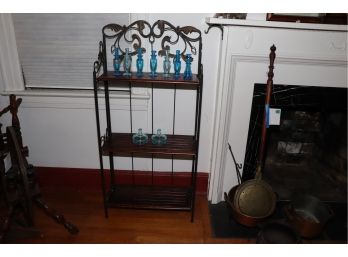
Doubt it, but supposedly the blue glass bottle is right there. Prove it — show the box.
[151,129,167,145]
[183,53,192,80]
[136,48,144,77]
[123,48,132,77]
[113,47,122,76]
[132,128,148,145]
[150,50,157,77]
[163,50,171,78]
[173,50,181,79]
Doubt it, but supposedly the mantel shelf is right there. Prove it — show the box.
[206,17,348,32]
[102,133,197,159]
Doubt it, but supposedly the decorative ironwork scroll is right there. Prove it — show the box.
[93,41,104,74]
[101,20,202,62]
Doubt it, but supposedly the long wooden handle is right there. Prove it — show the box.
[256,45,276,178]
[34,197,79,235]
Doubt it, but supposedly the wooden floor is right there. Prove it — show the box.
[6,187,254,244]
[4,187,345,245]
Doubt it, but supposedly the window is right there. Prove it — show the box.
[12,14,130,90]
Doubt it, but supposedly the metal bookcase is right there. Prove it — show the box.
[93,20,203,222]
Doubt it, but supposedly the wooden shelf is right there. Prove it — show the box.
[107,185,192,210]
[97,71,200,87]
[102,133,197,159]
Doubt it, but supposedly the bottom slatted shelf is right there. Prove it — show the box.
[107,185,193,210]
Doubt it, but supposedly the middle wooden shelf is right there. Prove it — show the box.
[102,133,197,159]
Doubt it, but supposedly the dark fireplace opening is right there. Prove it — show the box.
[243,84,347,203]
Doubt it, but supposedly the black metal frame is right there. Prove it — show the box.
[93,20,203,222]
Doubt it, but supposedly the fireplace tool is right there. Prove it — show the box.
[227,45,277,226]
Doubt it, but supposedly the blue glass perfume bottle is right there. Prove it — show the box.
[132,128,148,145]
[151,129,167,145]
[150,50,157,77]
[136,48,144,77]
[183,54,192,80]
[173,50,181,79]
[113,47,122,76]
[123,48,132,77]
[163,50,171,78]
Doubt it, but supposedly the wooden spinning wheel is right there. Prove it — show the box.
[0,127,37,241]
[0,95,78,242]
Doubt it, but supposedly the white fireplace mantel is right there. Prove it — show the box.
[207,18,348,203]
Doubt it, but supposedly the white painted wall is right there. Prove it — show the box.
[3,14,347,202]
[0,13,221,174]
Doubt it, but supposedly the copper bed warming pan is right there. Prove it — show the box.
[224,185,274,227]
[233,166,276,219]
[225,45,277,226]
[227,143,276,227]
[232,45,277,215]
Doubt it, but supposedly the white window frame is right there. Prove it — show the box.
[0,13,24,93]
[0,13,150,100]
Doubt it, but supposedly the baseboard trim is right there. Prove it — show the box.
[35,167,209,194]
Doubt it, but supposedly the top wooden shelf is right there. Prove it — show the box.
[96,71,200,86]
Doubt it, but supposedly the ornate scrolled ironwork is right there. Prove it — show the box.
[152,20,201,61]
[103,20,152,57]
[101,20,202,62]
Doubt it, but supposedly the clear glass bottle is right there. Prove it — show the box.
[151,129,167,145]
[132,128,148,145]
[123,48,132,77]
[136,48,144,77]
[150,50,157,77]
[173,50,181,79]
[163,50,171,78]
[183,53,192,80]
[113,47,122,76]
